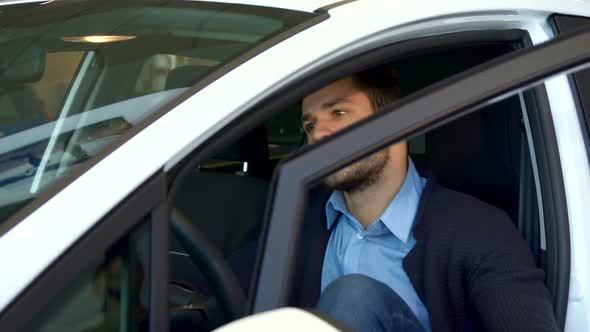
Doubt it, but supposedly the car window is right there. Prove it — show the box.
[26,221,150,332]
[0,0,316,226]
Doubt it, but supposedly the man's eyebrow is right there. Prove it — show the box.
[321,97,347,109]
[301,112,311,123]
[301,97,349,123]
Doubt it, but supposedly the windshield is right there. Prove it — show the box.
[0,0,315,225]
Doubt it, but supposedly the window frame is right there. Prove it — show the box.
[0,172,170,332]
[246,26,590,330]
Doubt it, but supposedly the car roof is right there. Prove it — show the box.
[2,0,589,16]
[179,0,590,15]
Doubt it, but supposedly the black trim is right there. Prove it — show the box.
[522,88,570,328]
[565,73,590,161]
[0,172,168,331]
[315,0,357,14]
[252,26,590,312]
[150,199,170,332]
[550,14,590,167]
[0,11,328,238]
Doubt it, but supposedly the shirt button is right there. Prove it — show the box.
[357,233,364,240]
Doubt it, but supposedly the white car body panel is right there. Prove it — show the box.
[0,2,589,330]
[544,74,590,331]
[0,0,49,5]
[213,308,339,331]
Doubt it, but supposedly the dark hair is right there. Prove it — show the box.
[350,65,401,112]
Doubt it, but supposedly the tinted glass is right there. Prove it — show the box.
[0,0,314,225]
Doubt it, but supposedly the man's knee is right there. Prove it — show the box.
[318,274,399,311]
[317,274,425,332]
[325,274,392,298]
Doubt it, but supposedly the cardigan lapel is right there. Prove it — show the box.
[403,177,438,303]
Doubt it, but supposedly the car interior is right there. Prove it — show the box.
[166,37,546,330]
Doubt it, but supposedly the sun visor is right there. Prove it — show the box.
[0,41,46,85]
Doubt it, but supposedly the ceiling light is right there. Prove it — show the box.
[62,35,136,43]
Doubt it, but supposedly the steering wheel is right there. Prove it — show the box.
[170,208,247,323]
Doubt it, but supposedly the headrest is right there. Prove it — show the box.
[425,96,522,220]
[165,66,269,165]
[165,65,210,90]
[0,86,46,134]
[216,125,269,163]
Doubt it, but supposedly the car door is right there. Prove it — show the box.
[251,25,590,332]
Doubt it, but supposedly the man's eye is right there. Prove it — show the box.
[333,109,347,116]
[304,122,316,132]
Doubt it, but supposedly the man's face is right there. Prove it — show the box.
[301,77,390,192]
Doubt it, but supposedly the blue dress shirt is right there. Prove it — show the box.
[321,159,431,331]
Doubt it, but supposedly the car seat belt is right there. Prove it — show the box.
[518,119,541,266]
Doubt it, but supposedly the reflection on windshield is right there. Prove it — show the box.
[0,0,314,225]
[0,89,186,207]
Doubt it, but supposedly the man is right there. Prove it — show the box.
[300,66,558,332]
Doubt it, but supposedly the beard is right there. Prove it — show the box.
[324,149,390,193]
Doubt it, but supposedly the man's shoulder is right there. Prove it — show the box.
[418,180,516,237]
[415,179,534,265]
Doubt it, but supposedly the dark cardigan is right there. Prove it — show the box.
[293,179,558,332]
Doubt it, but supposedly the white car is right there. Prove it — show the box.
[0,0,589,331]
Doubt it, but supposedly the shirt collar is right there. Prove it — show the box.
[324,158,425,243]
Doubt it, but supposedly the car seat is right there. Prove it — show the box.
[165,65,211,90]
